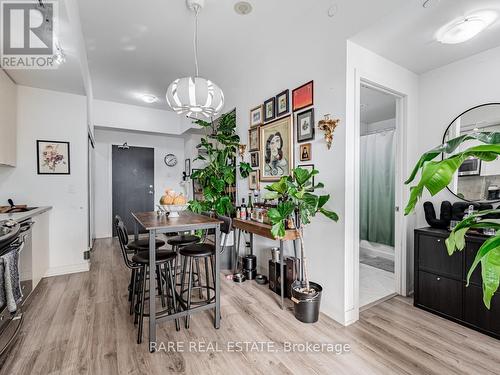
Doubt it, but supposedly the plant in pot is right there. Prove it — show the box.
[265,167,338,323]
[188,110,252,216]
[405,132,500,308]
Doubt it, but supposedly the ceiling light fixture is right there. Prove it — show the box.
[142,94,159,104]
[53,42,66,65]
[166,0,224,119]
[436,10,498,44]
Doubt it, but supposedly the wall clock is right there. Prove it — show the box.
[164,153,177,167]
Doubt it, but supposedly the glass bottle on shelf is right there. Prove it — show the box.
[240,198,247,220]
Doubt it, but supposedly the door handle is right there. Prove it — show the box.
[148,191,154,195]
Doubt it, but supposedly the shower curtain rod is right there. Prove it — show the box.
[361,127,395,136]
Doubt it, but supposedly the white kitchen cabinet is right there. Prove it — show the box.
[31,211,50,288]
[0,69,17,166]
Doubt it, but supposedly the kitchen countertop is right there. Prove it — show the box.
[0,206,52,222]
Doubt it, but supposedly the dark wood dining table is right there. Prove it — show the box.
[131,211,222,352]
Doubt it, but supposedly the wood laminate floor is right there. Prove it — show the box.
[2,238,500,375]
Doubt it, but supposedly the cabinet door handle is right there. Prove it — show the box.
[436,239,441,242]
[436,277,441,281]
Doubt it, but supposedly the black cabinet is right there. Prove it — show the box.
[414,228,499,340]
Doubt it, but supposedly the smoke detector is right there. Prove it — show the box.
[234,1,252,15]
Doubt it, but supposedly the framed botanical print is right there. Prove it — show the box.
[263,97,276,122]
[248,127,260,151]
[276,89,289,117]
[250,152,259,168]
[37,140,70,175]
[300,143,312,162]
[296,108,315,142]
[299,164,315,191]
[248,170,260,190]
[260,115,294,182]
[250,105,263,127]
[292,80,314,112]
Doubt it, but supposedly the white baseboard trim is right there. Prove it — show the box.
[44,261,90,278]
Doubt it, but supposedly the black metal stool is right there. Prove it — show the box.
[115,216,179,344]
[168,233,201,291]
[178,214,232,328]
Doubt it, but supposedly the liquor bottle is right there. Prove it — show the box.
[240,198,247,220]
[247,193,253,219]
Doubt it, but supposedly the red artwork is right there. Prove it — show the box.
[292,81,314,112]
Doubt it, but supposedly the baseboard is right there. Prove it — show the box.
[44,261,90,277]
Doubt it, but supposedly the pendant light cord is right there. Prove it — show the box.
[193,5,200,77]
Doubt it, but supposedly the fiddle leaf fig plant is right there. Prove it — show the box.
[188,110,251,215]
[266,167,338,293]
[405,132,500,308]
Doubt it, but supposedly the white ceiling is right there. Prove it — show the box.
[5,0,85,95]
[75,0,402,110]
[360,85,396,124]
[351,0,500,74]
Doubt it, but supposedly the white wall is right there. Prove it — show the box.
[94,128,186,238]
[0,86,89,275]
[0,70,17,166]
[417,45,500,227]
[93,99,185,135]
[346,41,419,323]
[227,39,348,322]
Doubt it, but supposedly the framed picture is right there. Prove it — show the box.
[248,127,260,151]
[250,105,263,127]
[276,89,289,117]
[299,164,315,191]
[185,158,191,176]
[260,115,294,182]
[250,152,259,168]
[263,97,276,122]
[296,108,315,142]
[36,140,70,175]
[300,143,312,162]
[292,80,314,112]
[248,170,260,190]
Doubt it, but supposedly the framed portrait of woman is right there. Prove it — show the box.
[260,115,294,182]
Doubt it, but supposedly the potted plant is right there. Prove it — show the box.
[405,132,500,308]
[265,167,338,323]
[189,110,252,216]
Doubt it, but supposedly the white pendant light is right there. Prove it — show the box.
[166,0,224,118]
[436,10,498,44]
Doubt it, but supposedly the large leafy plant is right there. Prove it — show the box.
[188,111,252,216]
[266,167,338,293]
[405,132,500,308]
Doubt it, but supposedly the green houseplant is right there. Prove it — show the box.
[405,132,500,308]
[189,111,252,216]
[266,167,338,323]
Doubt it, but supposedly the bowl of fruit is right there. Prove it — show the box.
[158,189,188,217]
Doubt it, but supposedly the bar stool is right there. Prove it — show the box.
[168,233,201,290]
[114,217,180,344]
[114,216,166,309]
[179,214,232,328]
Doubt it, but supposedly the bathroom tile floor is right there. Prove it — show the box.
[360,263,395,307]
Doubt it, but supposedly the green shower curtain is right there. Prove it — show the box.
[360,130,395,247]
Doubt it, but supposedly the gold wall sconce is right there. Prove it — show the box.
[318,114,340,150]
[238,144,247,160]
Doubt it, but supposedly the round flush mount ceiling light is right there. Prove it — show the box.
[436,10,498,44]
[142,94,159,104]
[234,1,253,15]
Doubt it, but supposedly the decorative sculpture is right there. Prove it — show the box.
[317,114,340,150]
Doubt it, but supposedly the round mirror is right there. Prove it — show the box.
[443,103,500,203]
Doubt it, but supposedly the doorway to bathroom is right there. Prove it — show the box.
[359,84,398,308]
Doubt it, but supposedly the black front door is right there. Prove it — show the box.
[112,145,154,236]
